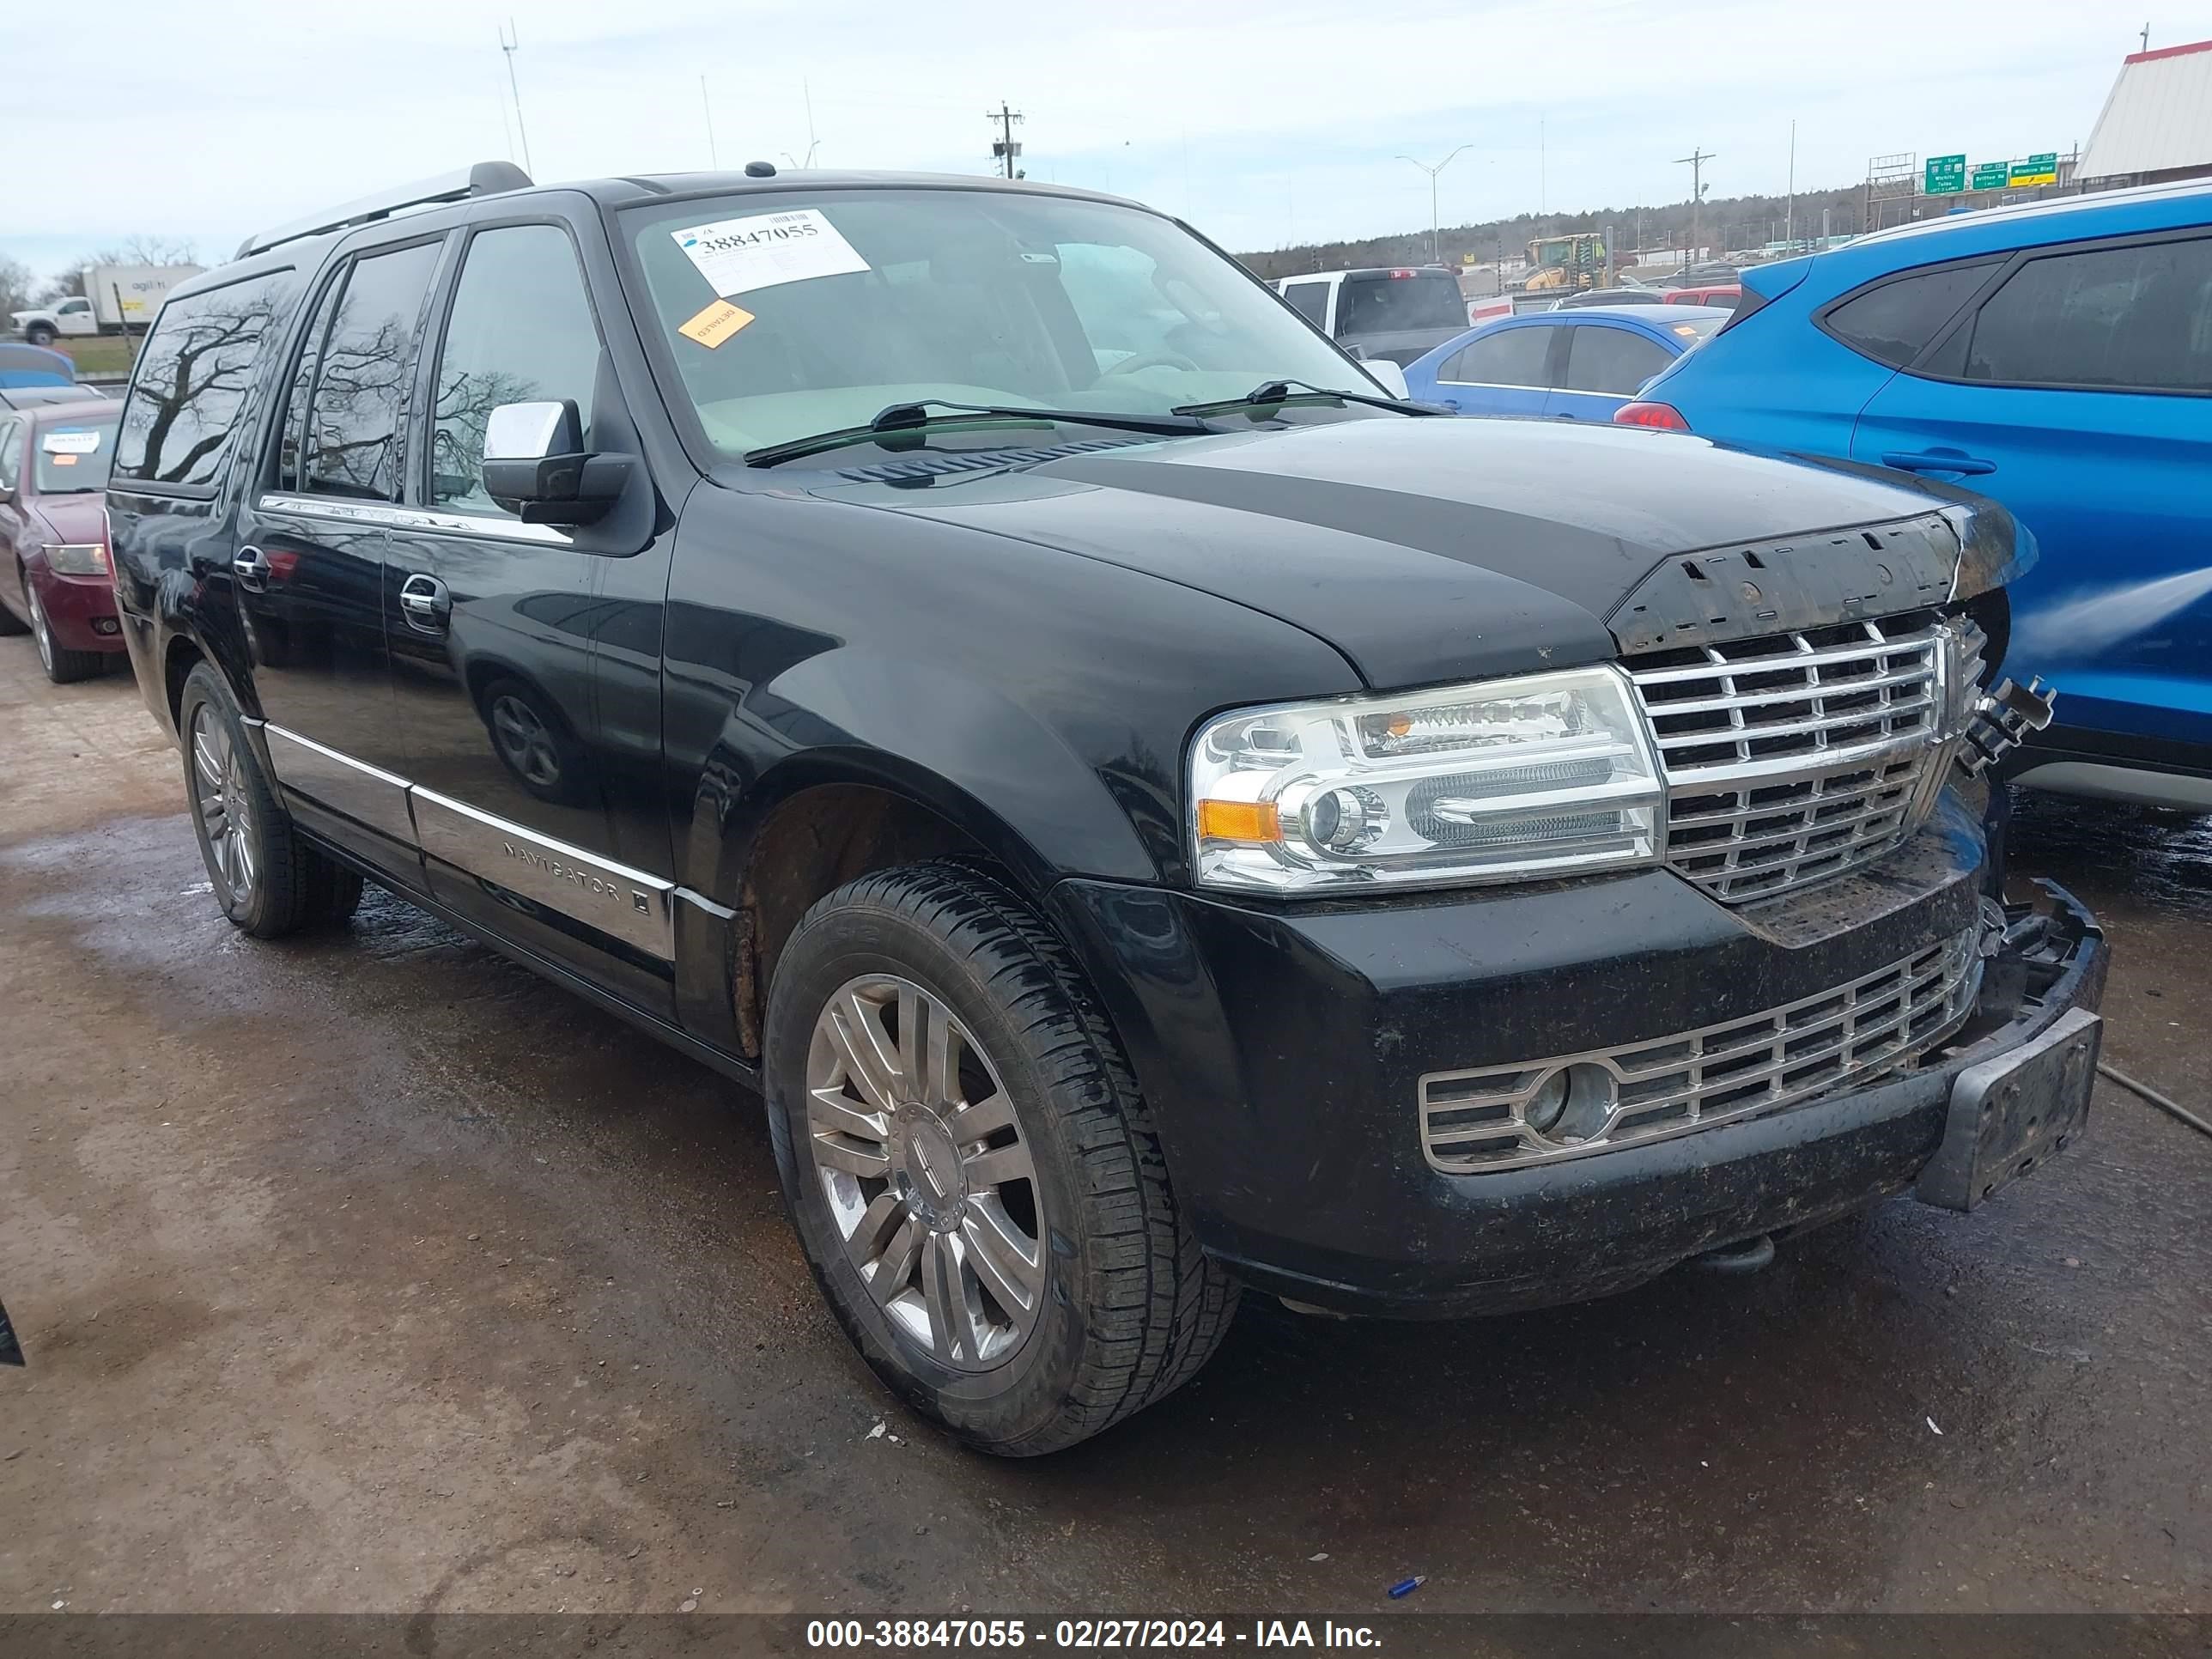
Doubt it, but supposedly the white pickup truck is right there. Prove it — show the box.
[10,264,203,344]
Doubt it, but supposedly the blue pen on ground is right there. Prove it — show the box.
[1388,1576,1425,1599]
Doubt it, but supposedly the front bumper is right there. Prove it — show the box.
[28,564,125,653]
[1050,793,2105,1318]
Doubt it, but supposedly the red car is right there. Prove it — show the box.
[1661,283,1743,311]
[0,397,125,682]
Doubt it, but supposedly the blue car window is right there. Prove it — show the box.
[1444,326,1551,386]
[1821,258,2001,368]
[1960,235,2212,393]
[1561,326,1672,394]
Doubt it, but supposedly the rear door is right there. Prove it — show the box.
[1850,230,2212,759]
[382,216,677,1011]
[1427,321,1557,416]
[236,235,446,885]
[0,417,27,623]
[1544,321,1675,420]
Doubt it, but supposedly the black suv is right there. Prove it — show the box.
[107,161,2106,1455]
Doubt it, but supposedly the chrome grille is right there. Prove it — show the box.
[1419,929,1982,1173]
[1626,613,1976,902]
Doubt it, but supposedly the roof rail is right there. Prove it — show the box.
[234,161,533,260]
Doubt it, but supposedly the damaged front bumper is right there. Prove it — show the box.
[1054,811,2106,1320]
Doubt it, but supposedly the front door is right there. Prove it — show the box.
[1428,321,1556,416]
[235,237,446,887]
[382,220,674,1010]
[1851,230,2212,764]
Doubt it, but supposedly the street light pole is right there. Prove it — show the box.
[1395,144,1475,264]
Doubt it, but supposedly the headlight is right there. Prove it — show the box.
[43,543,107,575]
[1189,666,1664,894]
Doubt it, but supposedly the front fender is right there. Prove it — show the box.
[683,646,1164,910]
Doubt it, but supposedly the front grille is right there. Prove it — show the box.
[1419,928,1982,1172]
[1625,612,1976,902]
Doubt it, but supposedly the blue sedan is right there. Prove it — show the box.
[1628,178,2212,811]
[1403,306,1727,420]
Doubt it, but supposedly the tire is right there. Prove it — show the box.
[178,662,360,939]
[25,323,55,347]
[23,576,106,684]
[764,860,1237,1455]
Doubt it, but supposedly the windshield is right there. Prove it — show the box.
[623,188,1363,458]
[1336,272,1467,335]
[33,413,118,493]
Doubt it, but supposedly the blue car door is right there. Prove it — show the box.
[1427,321,1557,416]
[1543,321,1676,421]
[1850,230,2212,763]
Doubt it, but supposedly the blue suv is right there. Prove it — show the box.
[1627,179,2212,811]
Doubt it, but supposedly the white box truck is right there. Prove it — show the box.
[9,264,204,343]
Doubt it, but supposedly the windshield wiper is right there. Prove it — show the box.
[1173,379,1444,418]
[744,398,1217,468]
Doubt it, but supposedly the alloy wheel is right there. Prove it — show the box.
[190,704,258,907]
[805,974,1045,1371]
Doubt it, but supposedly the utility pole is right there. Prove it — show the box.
[1675,147,1715,263]
[701,76,718,169]
[1395,144,1474,265]
[499,20,532,175]
[986,103,1024,179]
[1784,120,1796,251]
[2141,21,2150,52]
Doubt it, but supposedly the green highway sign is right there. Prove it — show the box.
[1924,154,1967,194]
[2009,152,2059,187]
[1971,161,2009,190]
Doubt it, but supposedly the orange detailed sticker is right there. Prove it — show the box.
[50,453,77,465]
[678,298,756,349]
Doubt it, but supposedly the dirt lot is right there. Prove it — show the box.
[2,640,2207,1620]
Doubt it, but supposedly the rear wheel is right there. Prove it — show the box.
[179,663,362,938]
[764,861,1237,1455]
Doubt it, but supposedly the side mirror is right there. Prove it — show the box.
[481,399,631,527]
[1360,359,1411,400]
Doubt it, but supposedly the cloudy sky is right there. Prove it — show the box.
[5,0,2197,283]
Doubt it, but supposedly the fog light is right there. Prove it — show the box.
[1524,1069,1571,1133]
[1524,1062,1618,1143]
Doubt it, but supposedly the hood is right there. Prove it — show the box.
[817,416,1966,690]
[28,494,106,545]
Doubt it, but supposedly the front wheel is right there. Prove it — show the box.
[24,323,56,347]
[23,577,106,684]
[764,861,1237,1455]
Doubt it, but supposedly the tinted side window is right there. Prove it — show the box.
[1340,272,1468,334]
[273,270,349,492]
[1562,325,1673,394]
[1960,236,2212,392]
[1281,282,1328,326]
[428,225,605,516]
[1822,258,1999,369]
[303,240,441,501]
[1446,326,1553,386]
[113,270,297,490]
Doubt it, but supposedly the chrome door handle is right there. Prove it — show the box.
[233,546,270,592]
[399,573,451,635]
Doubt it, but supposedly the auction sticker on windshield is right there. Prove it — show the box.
[42,429,102,454]
[672,210,871,298]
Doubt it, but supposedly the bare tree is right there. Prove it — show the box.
[38,238,203,304]
[0,253,34,320]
